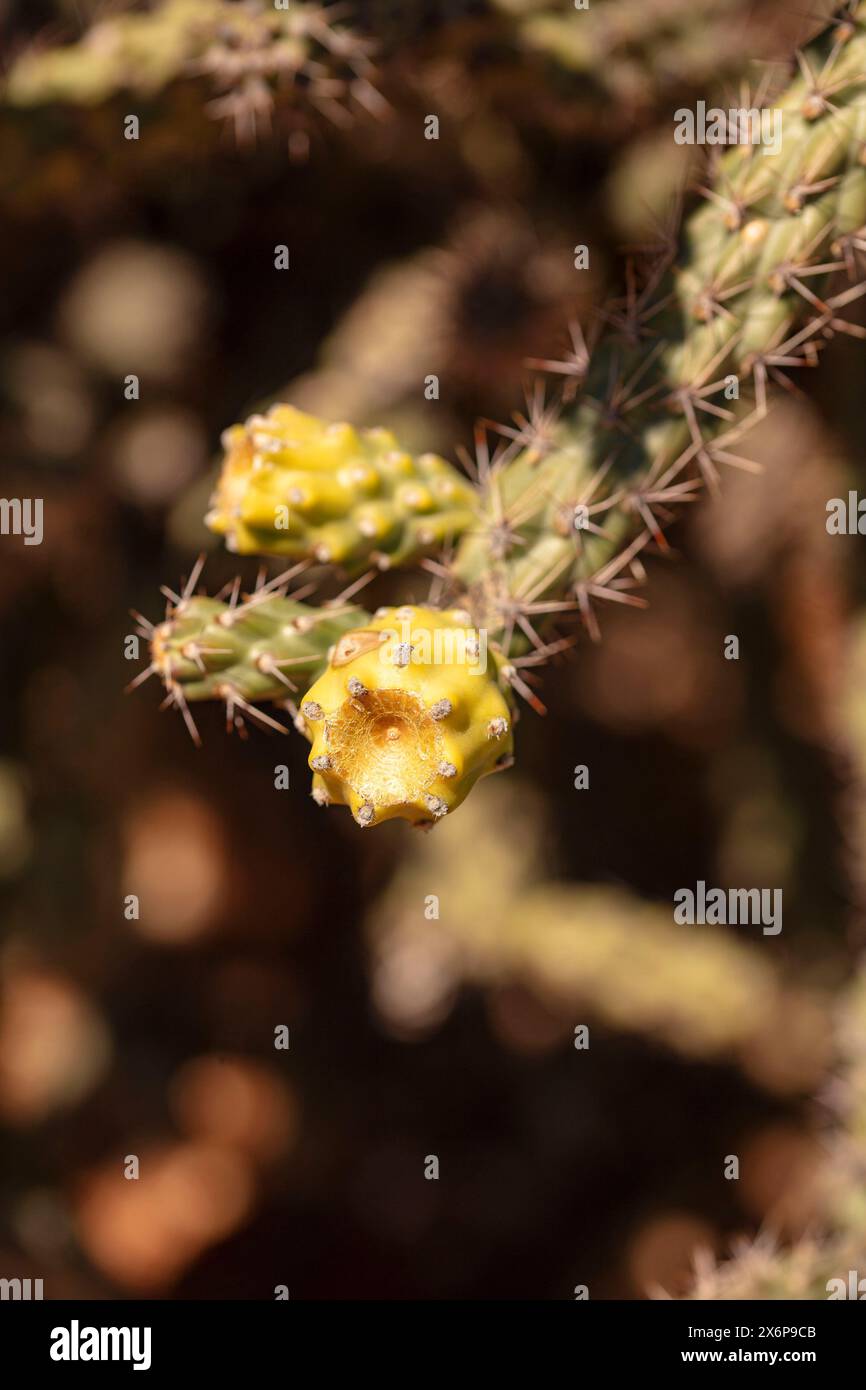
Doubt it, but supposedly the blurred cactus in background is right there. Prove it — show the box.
[5,0,382,155]
[493,0,786,103]
[366,777,830,1083]
[684,967,866,1299]
[678,555,866,1299]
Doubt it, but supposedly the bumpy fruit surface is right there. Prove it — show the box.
[207,404,479,572]
[300,606,514,826]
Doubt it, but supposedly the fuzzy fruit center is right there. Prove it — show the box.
[327,688,442,805]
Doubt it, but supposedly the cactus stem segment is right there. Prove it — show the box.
[130,561,371,741]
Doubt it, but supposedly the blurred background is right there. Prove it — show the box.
[1,0,866,1300]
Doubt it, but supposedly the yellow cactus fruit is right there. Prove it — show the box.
[206,404,479,573]
[300,606,515,827]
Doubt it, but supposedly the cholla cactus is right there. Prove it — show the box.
[136,4,866,827]
[683,966,866,1300]
[366,776,829,1073]
[134,561,366,744]
[4,0,380,152]
[492,0,788,102]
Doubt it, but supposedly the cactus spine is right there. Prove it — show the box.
[137,4,866,826]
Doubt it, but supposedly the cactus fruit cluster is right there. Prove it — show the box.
[134,3,866,828]
[208,405,479,570]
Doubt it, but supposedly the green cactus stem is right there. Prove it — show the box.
[130,558,371,743]
[449,4,866,648]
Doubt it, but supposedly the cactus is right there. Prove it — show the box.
[492,0,789,102]
[367,775,830,1074]
[131,560,371,744]
[208,405,479,571]
[449,5,866,648]
[682,965,866,1300]
[134,3,866,826]
[4,0,380,149]
[679,576,866,1300]
[300,605,514,826]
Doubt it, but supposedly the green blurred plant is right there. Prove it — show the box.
[679,603,866,1299]
[493,0,786,104]
[365,775,830,1084]
[683,966,866,1298]
[4,0,382,153]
